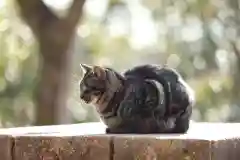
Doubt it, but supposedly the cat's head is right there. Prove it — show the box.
[79,64,107,104]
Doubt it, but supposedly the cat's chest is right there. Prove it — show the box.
[97,87,126,128]
[100,115,122,128]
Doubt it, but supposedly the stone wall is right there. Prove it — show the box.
[0,122,239,160]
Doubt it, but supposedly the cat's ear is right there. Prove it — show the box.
[93,66,106,80]
[80,64,92,74]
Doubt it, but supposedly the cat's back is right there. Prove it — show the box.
[123,64,180,82]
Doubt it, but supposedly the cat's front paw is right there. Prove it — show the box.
[106,127,128,134]
[105,128,111,134]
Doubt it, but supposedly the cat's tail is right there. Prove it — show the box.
[124,64,173,113]
[124,64,194,103]
[124,64,195,114]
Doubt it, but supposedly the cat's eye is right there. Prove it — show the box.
[93,91,101,96]
[92,72,99,78]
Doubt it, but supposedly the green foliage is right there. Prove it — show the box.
[0,0,38,127]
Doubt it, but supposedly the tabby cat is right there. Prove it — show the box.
[79,64,195,134]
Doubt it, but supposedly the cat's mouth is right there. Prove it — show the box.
[81,96,91,103]
[80,92,102,104]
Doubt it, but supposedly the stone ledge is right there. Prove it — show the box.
[0,136,13,160]
[0,122,239,160]
[114,137,211,160]
[14,136,111,160]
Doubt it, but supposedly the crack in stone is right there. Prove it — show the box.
[169,139,173,149]
[209,140,213,160]
[11,137,15,160]
[109,137,114,160]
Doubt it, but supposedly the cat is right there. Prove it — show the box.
[79,64,195,134]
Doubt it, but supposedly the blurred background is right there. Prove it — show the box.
[0,0,239,128]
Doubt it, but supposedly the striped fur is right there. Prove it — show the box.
[79,64,194,134]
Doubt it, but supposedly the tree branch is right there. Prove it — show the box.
[16,0,59,37]
[65,0,86,28]
[231,42,240,62]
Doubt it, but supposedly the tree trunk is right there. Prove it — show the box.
[228,0,240,121]
[16,0,86,125]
